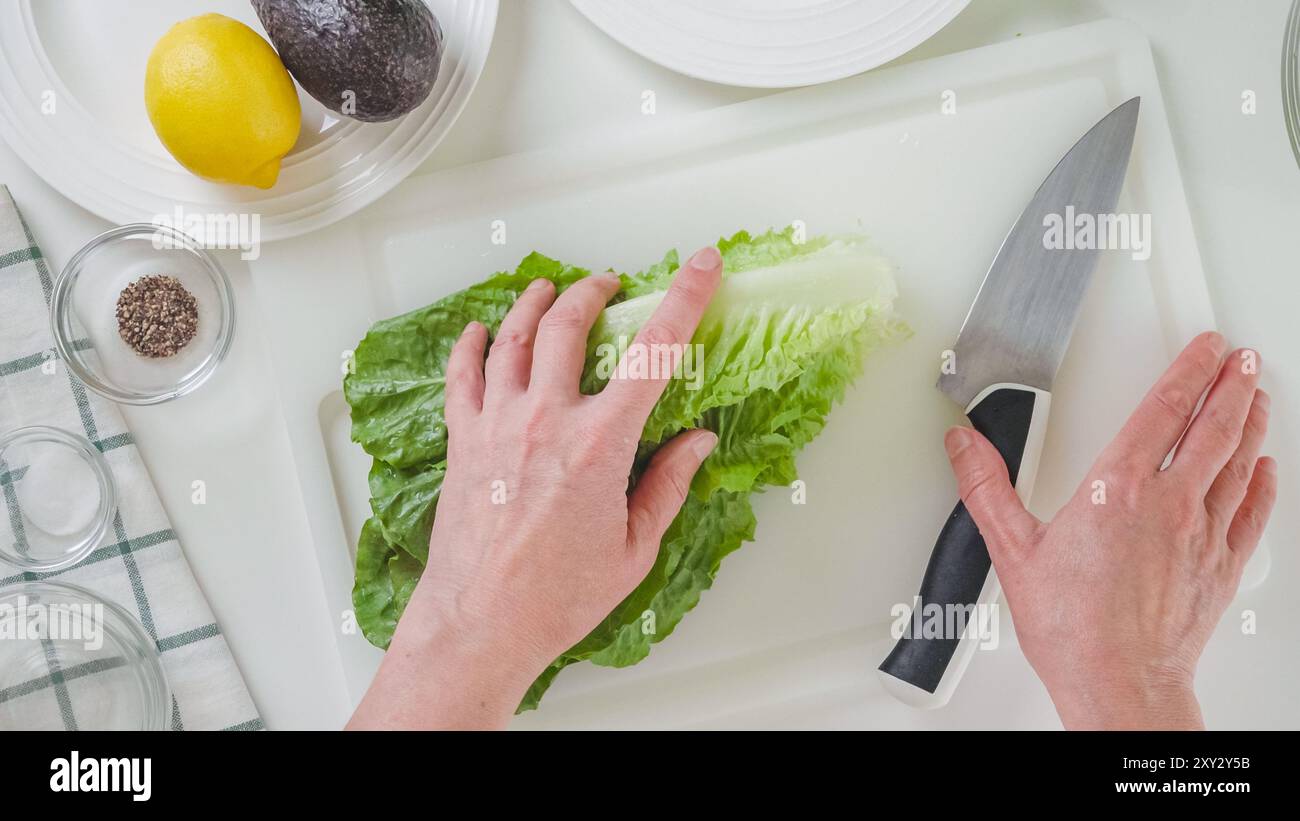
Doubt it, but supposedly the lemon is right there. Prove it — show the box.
[145,14,301,189]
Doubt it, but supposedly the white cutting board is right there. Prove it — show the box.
[252,20,1272,728]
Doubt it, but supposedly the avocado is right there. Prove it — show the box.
[251,0,443,123]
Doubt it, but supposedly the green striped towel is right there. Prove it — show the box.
[0,185,260,730]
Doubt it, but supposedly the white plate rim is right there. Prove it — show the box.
[570,0,971,88]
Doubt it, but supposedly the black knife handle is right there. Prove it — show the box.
[878,386,1042,703]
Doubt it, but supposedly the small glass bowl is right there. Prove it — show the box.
[50,223,236,405]
[0,426,116,572]
[0,581,170,730]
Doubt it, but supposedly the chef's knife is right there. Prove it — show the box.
[878,97,1141,708]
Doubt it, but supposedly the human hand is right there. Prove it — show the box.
[347,248,723,730]
[943,332,1276,729]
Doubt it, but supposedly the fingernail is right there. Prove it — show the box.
[944,427,971,457]
[1259,457,1277,476]
[1254,389,1270,412]
[598,271,621,284]
[526,278,550,292]
[463,321,481,335]
[688,246,722,271]
[692,430,718,459]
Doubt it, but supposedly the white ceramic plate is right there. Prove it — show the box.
[0,0,497,242]
[570,0,969,88]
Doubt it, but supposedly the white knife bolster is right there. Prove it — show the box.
[961,382,1051,505]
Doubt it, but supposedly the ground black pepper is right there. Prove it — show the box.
[115,275,199,358]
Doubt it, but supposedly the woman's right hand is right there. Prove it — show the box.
[943,332,1276,729]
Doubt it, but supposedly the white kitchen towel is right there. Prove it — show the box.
[0,185,261,730]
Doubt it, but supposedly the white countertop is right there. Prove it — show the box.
[1,0,1295,729]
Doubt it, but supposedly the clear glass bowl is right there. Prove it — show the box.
[49,223,236,405]
[0,581,170,730]
[1285,0,1300,169]
[0,426,116,572]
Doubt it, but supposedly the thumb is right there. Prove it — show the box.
[626,429,718,572]
[944,426,1040,564]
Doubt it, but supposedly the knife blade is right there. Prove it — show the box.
[878,97,1141,708]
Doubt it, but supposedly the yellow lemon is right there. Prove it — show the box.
[145,14,301,189]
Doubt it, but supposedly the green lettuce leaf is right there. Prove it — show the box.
[345,227,906,712]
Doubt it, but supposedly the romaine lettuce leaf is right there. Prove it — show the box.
[345,227,905,712]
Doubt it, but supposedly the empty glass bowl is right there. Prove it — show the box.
[0,426,116,572]
[0,581,170,730]
[49,223,236,405]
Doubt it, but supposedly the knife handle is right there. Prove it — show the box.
[877,384,1050,708]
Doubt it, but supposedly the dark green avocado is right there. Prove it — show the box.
[252,0,443,123]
